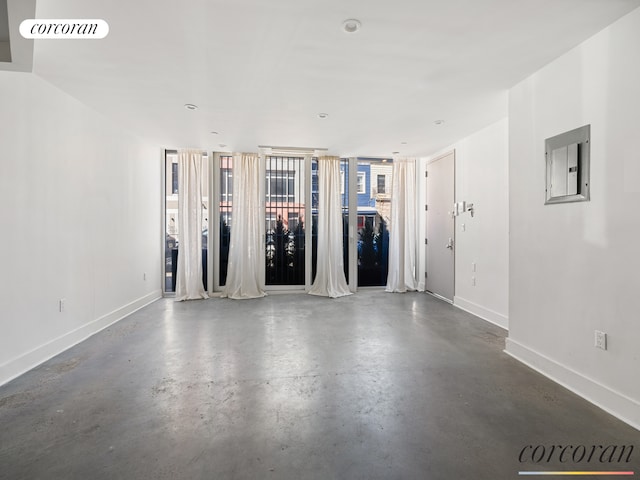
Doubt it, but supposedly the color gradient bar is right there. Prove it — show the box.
[518,472,634,476]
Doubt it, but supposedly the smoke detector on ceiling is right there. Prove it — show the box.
[342,19,361,33]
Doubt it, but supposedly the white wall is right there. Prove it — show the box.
[0,71,161,385]
[506,7,640,429]
[418,118,509,329]
[452,119,509,328]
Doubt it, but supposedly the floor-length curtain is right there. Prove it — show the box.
[309,156,352,298]
[222,153,266,299]
[386,157,418,293]
[175,149,208,301]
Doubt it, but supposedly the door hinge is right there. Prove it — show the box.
[425,170,428,177]
[425,204,428,211]
[424,238,428,245]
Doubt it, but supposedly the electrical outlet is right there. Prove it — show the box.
[594,330,607,350]
[59,298,65,313]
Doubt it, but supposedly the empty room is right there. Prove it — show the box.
[1,0,639,478]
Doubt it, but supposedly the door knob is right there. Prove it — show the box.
[446,237,454,249]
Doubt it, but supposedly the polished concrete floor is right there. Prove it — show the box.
[0,291,637,479]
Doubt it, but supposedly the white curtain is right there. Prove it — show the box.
[386,157,418,293]
[309,156,352,298]
[175,149,208,301]
[222,153,266,299]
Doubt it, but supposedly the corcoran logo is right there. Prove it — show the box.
[518,444,635,477]
[19,19,109,39]
[519,445,634,464]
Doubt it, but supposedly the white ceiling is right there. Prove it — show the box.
[31,0,640,157]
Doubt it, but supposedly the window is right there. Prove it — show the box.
[220,168,233,202]
[266,170,296,202]
[165,152,179,292]
[356,158,391,287]
[219,156,233,287]
[377,174,386,194]
[357,172,366,194]
[171,162,178,194]
[164,151,209,293]
[312,164,319,205]
[265,156,305,286]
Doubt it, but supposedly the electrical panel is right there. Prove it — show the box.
[545,125,590,204]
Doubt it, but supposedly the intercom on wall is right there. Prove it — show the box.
[545,125,590,204]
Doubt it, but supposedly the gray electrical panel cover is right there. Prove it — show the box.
[545,125,590,204]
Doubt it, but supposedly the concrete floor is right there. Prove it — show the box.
[0,291,637,479]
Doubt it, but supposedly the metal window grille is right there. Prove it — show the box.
[265,156,305,285]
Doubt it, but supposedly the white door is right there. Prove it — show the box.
[425,151,455,301]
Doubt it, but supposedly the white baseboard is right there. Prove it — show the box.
[0,290,161,386]
[505,338,640,432]
[453,296,508,330]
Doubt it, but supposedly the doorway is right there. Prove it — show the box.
[425,151,455,301]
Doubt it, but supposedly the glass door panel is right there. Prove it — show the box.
[356,158,392,287]
[265,156,306,286]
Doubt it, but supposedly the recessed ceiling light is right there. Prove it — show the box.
[342,19,361,34]
[434,119,445,125]
[318,113,329,119]
[184,104,198,110]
